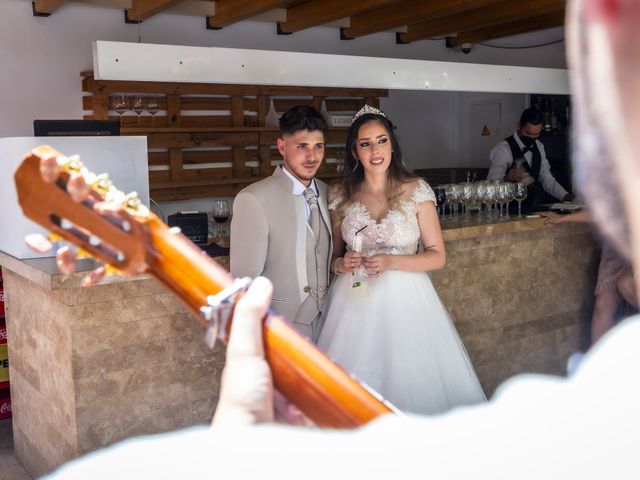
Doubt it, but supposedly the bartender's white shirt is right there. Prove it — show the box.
[487,131,569,201]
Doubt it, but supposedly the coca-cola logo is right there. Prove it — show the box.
[0,401,11,414]
[0,330,6,341]
[0,291,4,302]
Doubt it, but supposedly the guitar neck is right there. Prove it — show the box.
[143,215,393,428]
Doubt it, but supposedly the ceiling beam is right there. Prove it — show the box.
[448,10,565,46]
[126,0,185,22]
[32,0,67,15]
[398,0,565,44]
[341,0,504,39]
[278,0,401,34]
[208,0,295,29]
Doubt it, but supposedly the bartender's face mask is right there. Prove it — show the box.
[567,0,632,261]
[518,123,541,148]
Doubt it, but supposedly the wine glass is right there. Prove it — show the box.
[212,199,230,223]
[434,185,446,218]
[443,184,456,220]
[514,182,528,217]
[461,182,475,223]
[501,183,515,220]
[131,95,146,125]
[109,94,130,126]
[484,182,497,220]
[145,96,161,126]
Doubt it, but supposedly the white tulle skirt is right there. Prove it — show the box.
[317,270,486,415]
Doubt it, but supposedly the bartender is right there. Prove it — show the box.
[487,107,575,209]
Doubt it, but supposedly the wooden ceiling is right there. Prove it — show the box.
[32,0,566,48]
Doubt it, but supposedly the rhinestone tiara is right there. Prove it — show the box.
[352,104,386,123]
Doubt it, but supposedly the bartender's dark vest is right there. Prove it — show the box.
[505,134,542,181]
[505,134,546,211]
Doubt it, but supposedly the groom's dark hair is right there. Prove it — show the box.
[279,105,328,137]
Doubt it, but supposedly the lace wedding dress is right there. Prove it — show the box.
[317,180,485,415]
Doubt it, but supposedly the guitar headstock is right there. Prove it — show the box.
[15,145,151,276]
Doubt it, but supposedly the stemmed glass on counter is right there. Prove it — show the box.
[434,185,446,218]
[514,182,528,217]
[213,200,230,223]
[210,199,231,246]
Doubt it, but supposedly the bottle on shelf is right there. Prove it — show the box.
[543,99,552,132]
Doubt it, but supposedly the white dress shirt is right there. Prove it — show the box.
[281,165,318,220]
[487,131,569,201]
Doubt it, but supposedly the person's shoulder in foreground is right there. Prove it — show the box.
[44,315,640,480]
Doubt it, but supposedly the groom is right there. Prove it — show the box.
[230,105,332,342]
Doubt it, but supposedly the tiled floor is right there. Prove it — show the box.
[0,419,31,480]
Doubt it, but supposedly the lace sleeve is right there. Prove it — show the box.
[412,179,437,206]
[328,184,344,211]
[328,195,343,211]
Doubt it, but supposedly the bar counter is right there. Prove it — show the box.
[435,216,599,395]
[0,253,227,478]
[0,216,599,477]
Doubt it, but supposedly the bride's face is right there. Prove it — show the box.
[354,120,392,176]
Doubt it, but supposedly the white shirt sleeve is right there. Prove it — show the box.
[536,141,569,201]
[487,141,512,181]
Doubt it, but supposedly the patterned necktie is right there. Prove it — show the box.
[303,188,320,245]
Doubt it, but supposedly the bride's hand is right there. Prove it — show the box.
[363,254,390,278]
[340,251,362,273]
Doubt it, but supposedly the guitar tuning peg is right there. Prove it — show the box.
[94,173,113,195]
[47,233,64,244]
[124,192,141,209]
[65,155,84,172]
[75,247,92,260]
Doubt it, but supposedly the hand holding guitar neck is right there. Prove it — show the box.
[15,145,395,428]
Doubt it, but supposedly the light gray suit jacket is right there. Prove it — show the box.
[230,167,332,333]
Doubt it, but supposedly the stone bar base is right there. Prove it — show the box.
[0,253,225,478]
[434,218,600,396]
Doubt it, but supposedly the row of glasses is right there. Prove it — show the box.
[435,180,528,224]
[108,94,162,126]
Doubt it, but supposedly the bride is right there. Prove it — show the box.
[317,105,485,415]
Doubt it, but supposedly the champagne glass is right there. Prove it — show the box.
[131,95,146,125]
[109,94,130,126]
[514,182,528,217]
[145,96,161,126]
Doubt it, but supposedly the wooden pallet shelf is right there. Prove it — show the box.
[82,72,388,200]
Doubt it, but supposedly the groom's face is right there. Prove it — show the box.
[277,129,325,187]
